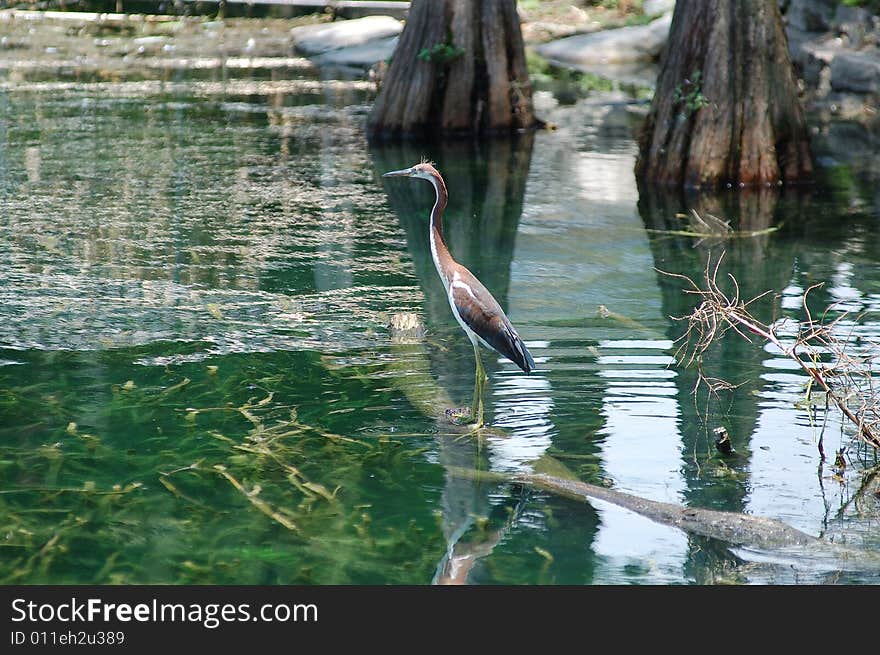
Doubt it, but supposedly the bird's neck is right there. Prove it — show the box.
[428,173,454,289]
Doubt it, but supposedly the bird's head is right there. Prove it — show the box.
[382,161,439,181]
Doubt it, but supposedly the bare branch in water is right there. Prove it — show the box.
[663,254,880,451]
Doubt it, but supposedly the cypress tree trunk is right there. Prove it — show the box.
[367,0,538,139]
[635,0,813,189]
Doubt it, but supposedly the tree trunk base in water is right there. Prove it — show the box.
[635,0,813,189]
[367,0,539,140]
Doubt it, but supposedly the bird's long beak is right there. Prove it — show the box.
[382,168,413,178]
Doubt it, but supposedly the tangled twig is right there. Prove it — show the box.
[662,253,880,452]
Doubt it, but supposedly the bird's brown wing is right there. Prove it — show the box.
[450,274,535,374]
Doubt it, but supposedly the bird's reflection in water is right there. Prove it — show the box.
[370,134,546,583]
[433,466,529,585]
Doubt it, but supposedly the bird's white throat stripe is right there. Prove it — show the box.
[451,276,476,300]
[429,226,447,288]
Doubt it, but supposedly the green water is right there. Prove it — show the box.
[1,68,879,584]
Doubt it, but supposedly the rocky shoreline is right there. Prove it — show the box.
[780,1,879,176]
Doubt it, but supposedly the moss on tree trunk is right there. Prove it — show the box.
[635,0,813,189]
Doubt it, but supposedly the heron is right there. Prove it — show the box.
[383,162,535,428]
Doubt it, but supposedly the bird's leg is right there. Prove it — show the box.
[444,343,488,428]
[470,342,487,427]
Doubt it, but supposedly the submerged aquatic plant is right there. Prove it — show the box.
[0,353,445,585]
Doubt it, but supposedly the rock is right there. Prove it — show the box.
[830,49,880,94]
[132,36,168,46]
[314,36,398,68]
[128,35,169,55]
[785,24,816,68]
[809,90,875,129]
[826,92,874,121]
[835,5,873,48]
[336,2,410,20]
[387,312,425,341]
[835,4,873,29]
[521,21,587,44]
[785,0,836,33]
[799,35,844,87]
[643,0,675,17]
[568,61,660,90]
[536,13,672,66]
[520,3,602,43]
[290,16,402,56]
[817,120,880,173]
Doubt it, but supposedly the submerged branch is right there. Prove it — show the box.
[645,210,782,243]
[445,466,813,550]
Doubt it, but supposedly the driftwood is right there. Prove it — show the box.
[445,465,815,550]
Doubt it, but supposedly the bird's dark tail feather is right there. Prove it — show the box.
[484,320,536,375]
[520,341,536,375]
[509,331,535,375]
